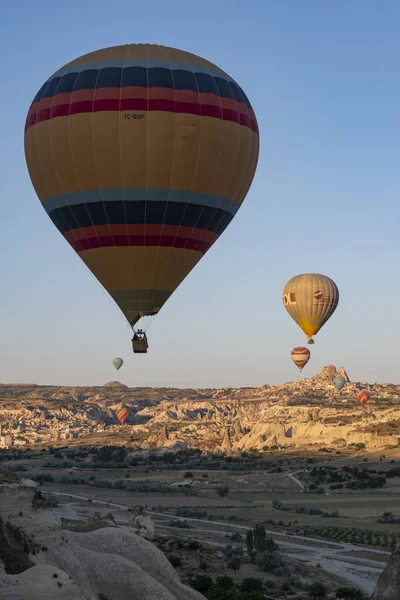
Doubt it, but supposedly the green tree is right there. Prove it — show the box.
[266,536,278,552]
[222,544,233,558]
[246,529,254,555]
[227,557,241,574]
[256,550,284,574]
[253,524,268,552]
[217,485,229,498]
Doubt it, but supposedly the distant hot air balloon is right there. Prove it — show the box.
[333,376,346,391]
[282,274,339,344]
[116,406,130,425]
[291,347,311,372]
[112,358,123,371]
[357,390,370,404]
[24,44,259,351]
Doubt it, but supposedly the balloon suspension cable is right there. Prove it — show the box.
[132,313,157,334]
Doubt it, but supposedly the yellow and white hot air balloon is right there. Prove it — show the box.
[282,274,339,344]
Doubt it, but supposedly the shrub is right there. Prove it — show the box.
[191,574,213,593]
[336,587,366,599]
[167,555,182,568]
[308,582,328,599]
[215,575,235,589]
[187,540,200,550]
[34,474,54,485]
[240,578,264,592]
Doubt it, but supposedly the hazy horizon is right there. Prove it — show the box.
[2,0,400,388]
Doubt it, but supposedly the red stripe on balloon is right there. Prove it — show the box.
[25,98,258,134]
[68,234,212,254]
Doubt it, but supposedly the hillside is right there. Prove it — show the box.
[1,366,400,452]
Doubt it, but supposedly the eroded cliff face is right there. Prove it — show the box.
[133,365,400,453]
[371,549,400,600]
[1,366,400,452]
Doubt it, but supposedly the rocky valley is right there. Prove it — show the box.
[1,366,400,453]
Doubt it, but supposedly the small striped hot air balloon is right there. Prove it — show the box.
[291,347,311,372]
[357,390,370,404]
[116,406,130,425]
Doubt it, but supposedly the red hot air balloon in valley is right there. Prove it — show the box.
[357,390,370,404]
[116,406,130,425]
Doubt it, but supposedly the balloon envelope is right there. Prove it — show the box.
[357,390,370,404]
[24,44,259,328]
[291,346,310,371]
[333,376,346,391]
[282,273,339,343]
[116,406,130,425]
[112,357,123,371]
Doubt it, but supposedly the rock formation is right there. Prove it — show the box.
[220,427,233,454]
[0,565,86,600]
[0,482,205,600]
[371,549,400,599]
[0,366,399,453]
[315,365,337,381]
[337,366,350,382]
[129,506,155,539]
[103,381,129,388]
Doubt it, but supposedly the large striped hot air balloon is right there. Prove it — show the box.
[24,44,259,344]
[290,347,310,371]
[116,406,130,425]
[357,390,370,404]
[282,274,339,344]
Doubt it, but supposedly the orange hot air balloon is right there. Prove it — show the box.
[116,406,130,425]
[357,390,370,404]
[291,347,311,372]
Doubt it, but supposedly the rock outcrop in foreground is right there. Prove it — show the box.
[371,549,400,599]
[0,484,205,600]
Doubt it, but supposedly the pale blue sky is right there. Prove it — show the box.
[1,0,399,388]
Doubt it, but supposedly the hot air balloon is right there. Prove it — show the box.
[24,44,259,353]
[116,406,130,425]
[282,274,339,344]
[333,376,346,391]
[291,347,310,371]
[357,390,370,404]
[112,357,123,370]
